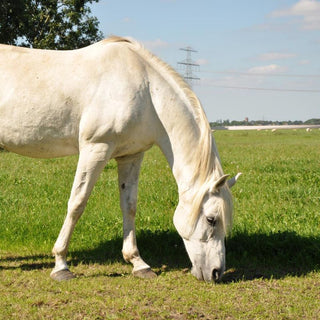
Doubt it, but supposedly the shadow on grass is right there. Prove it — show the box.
[1,230,319,282]
[70,229,189,270]
[224,231,320,282]
[0,254,55,270]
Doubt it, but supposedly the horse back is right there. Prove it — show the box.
[0,41,158,158]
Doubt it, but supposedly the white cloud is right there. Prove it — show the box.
[258,52,296,61]
[143,39,169,50]
[248,64,288,74]
[271,0,320,30]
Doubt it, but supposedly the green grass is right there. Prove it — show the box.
[1,129,320,319]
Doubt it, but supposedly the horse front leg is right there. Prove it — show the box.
[50,142,114,281]
[117,153,157,279]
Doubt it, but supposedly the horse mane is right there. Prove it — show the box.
[102,36,232,233]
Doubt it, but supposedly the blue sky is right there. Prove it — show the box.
[90,0,320,122]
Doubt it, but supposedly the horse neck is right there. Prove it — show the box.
[151,79,223,197]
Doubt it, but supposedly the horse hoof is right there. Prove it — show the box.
[133,268,157,279]
[50,269,76,281]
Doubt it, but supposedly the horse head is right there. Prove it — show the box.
[174,173,241,282]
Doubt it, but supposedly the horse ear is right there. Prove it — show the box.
[227,172,242,188]
[209,174,230,193]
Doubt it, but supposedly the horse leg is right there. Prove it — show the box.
[117,153,157,279]
[50,142,113,281]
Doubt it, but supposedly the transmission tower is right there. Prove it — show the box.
[178,46,200,87]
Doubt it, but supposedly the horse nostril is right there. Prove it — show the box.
[212,268,221,282]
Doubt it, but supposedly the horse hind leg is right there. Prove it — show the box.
[117,153,157,279]
[50,142,114,281]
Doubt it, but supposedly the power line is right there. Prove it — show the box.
[199,70,320,78]
[203,84,320,93]
[176,52,320,91]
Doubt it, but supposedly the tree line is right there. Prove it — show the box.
[210,118,320,128]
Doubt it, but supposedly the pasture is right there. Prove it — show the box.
[0,129,319,319]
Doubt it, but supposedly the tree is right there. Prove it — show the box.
[0,0,103,49]
[304,118,320,125]
[0,0,25,45]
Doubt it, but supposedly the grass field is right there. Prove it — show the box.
[0,129,319,319]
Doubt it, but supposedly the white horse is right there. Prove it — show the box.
[0,36,240,282]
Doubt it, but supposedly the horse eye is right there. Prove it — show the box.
[206,217,216,227]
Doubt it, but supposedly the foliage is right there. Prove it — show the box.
[304,118,320,125]
[0,0,103,49]
[0,130,319,318]
[0,0,24,45]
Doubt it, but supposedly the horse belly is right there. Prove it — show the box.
[0,130,79,158]
[0,100,80,158]
[1,138,78,158]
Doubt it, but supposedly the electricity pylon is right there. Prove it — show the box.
[178,46,200,88]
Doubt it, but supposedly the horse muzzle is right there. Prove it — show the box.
[191,266,224,282]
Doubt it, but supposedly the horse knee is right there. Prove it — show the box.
[68,195,87,217]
